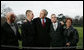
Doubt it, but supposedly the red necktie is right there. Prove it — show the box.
[42,19,45,27]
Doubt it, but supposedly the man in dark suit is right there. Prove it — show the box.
[50,14,65,47]
[1,12,21,49]
[21,10,35,47]
[33,9,51,47]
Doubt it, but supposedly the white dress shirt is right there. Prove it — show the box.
[52,22,58,31]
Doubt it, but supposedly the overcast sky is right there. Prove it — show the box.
[1,1,83,18]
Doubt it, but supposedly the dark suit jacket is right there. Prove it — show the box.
[1,22,21,46]
[21,20,35,47]
[33,17,51,47]
[64,26,79,46]
[50,22,65,47]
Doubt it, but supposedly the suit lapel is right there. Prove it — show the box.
[6,22,16,35]
[45,18,47,27]
[51,23,55,31]
[14,23,18,35]
[38,18,44,28]
[43,17,48,28]
[52,22,59,31]
[56,22,59,31]
[38,17,48,28]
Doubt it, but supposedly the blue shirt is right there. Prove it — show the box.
[41,18,46,24]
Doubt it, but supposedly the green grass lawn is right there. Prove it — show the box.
[18,27,83,49]
[74,27,83,49]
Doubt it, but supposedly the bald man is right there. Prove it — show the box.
[1,12,21,48]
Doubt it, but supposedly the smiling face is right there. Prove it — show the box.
[26,10,34,20]
[66,20,72,27]
[29,12,34,20]
[10,14,16,23]
[39,10,45,19]
[6,12,16,23]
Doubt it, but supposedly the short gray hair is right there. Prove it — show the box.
[41,9,48,16]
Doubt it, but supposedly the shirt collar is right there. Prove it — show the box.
[52,21,58,25]
[7,22,14,26]
[41,18,46,23]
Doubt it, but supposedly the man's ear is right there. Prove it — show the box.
[7,17,9,20]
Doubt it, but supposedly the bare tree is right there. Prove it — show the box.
[16,14,26,22]
[1,2,12,17]
[75,16,80,20]
[74,16,80,26]
[79,16,83,26]
[1,2,12,25]
[16,14,26,27]
[1,17,6,26]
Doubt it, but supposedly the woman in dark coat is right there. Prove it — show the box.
[64,18,79,49]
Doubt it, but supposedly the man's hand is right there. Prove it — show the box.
[60,21,64,25]
[66,42,70,47]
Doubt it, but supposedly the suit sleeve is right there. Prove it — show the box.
[1,26,7,45]
[21,23,26,41]
[17,28,22,41]
[70,29,79,45]
[14,23,22,41]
